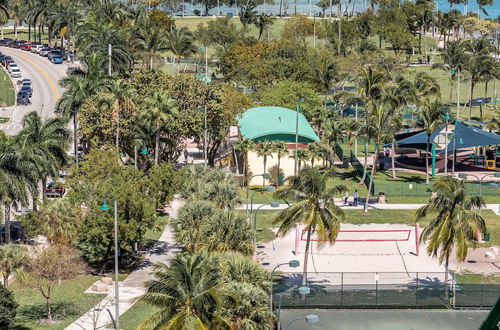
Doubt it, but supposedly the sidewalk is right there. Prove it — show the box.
[237,203,500,215]
[66,198,184,330]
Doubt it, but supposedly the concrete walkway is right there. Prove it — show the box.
[237,203,500,214]
[66,198,184,330]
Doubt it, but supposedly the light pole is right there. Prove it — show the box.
[269,260,300,310]
[134,144,149,169]
[294,99,303,176]
[100,199,119,330]
[284,314,319,329]
[245,173,271,220]
[253,201,280,261]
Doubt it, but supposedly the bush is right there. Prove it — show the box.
[0,285,18,329]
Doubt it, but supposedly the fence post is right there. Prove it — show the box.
[481,276,484,308]
[294,223,300,255]
[375,272,379,307]
[416,272,419,307]
[340,272,343,308]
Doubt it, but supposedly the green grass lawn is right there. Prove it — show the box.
[143,215,168,249]
[11,275,105,330]
[117,302,160,330]
[0,66,15,107]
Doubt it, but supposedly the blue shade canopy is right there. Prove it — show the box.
[237,106,319,143]
[392,124,446,151]
[444,121,500,153]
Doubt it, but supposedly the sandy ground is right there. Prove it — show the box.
[259,223,448,286]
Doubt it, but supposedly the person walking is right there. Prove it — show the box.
[344,191,349,204]
[353,190,359,206]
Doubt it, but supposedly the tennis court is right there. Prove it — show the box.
[279,309,489,330]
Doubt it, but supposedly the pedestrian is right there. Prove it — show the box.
[353,190,359,206]
[344,191,349,204]
[426,55,430,65]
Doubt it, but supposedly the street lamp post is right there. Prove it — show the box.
[294,99,303,176]
[253,202,280,261]
[269,260,300,310]
[100,199,119,330]
[284,314,319,329]
[245,173,271,220]
[443,109,451,175]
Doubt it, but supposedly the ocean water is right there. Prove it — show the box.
[177,0,500,19]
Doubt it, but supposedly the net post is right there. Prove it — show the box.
[294,223,300,255]
[415,223,420,256]
[476,229,482,242]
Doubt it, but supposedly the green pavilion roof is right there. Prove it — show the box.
[237,106,319,143]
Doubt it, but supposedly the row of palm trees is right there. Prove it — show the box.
[0,111,70,244]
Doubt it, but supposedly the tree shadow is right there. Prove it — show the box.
[16,302,80,324]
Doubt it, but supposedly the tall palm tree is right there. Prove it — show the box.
[57,74,104,168]
[308,142,323,168]
[273,167,346,285]
[362,104,402,213]
[134,22,169,70]
[417,100,445,184]
[294,148,310,172]
[31,199,81,245]
[256,141,274,187]
[416,176,485,296]
[206,211,253,254]
[137,253,236,329]
[15,112,71,203]
[0,244,29,287]
[165,26,197,73]
[99,78,136,149]
[204,181,241,210]
[272,141,288,187]
[234,138,255,186]
[139,90,177,166]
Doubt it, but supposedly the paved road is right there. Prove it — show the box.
[0,47,68,135]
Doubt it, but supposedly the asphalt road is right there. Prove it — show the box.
[0,46,68,135]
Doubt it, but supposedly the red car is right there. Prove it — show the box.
[21,43,32,51]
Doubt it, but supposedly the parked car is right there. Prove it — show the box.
[10,68,21,78]
[17,92,31,105]
[31,44,44,53]
[66,66,78,74]
[51,56,63,64]
[7,62,18,73]
[39,48,51,57]
[2,56,13,66]
[48,51,61,61]
[20,85,32,97]
[45,182,65,198]
[17,78,31,85]
[20,43,32,51]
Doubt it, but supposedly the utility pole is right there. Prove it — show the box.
[204,46,208,168]
[113,199,119,330]
[108,44,112,76]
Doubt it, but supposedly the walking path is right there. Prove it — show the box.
[66,198,184,330]
[237,203,500,215]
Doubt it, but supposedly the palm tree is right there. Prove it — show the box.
[134,22,169,70]
[273,167,346,285]
[15,112,71,203]
[234,138,255,186]
[204,181,241,210]
[206,212,253,255]
[416,176,485,297]
[0,244,29,287]
[256,141,274,187]
[362,104,402,213]
[308,143,323,168]
[137,253,236,329]
[293,148,310,172]
[272,141,288,187]
[165,26,197,73]
[99,78,135,149]
[139,90,177,166]
[476,0,493,16]
[31,199,81,245]
[417,101,445,184]
[484,109,500,132]
[57,74,104,168]
[172,200,218,252]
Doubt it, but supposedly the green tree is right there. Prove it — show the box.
[140,90,177,165]
[195,17,239,51]
[272,141,288,187]
[234,138,255,186]
[308,142,323,167]
[416,176,485,296]
[138,252,236,329]
[256,141,274,187]
[165,26,197,73]
[0,244,29,288]
[293,148,310,172]
[417,100,445,184]
[0,285,17,329]
[134,21,170,70]
[273,168,345,285]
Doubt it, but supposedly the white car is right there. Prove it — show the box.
[31,45,44,53]
[7,63,18,73]
[10,68,21,78]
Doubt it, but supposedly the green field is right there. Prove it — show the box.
[0,66,15,107]
[118,301,160,330]
[11,275,105,329]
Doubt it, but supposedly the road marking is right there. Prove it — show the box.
[8,51,60,101]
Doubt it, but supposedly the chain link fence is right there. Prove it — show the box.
[272,272,500,310]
